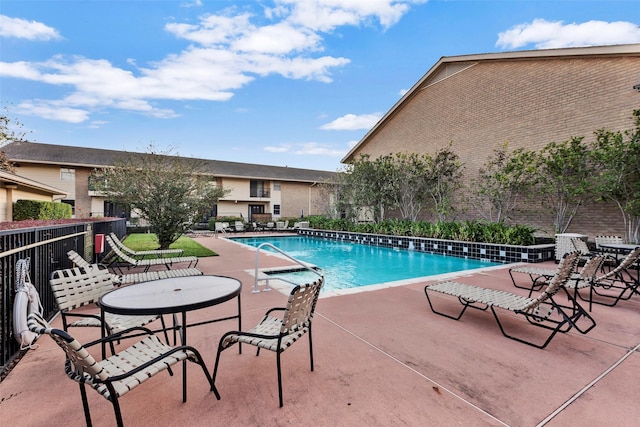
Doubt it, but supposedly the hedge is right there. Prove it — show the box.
[13,200,72,221]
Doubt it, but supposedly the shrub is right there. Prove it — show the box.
[13,200,72,221]
[304,215,536,245]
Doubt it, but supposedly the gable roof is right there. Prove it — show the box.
[3,141,336,183]
[0,169,68,198]
[342,43,640,164]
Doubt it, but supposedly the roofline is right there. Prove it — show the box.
[341,43,640,163]
[0,170,68,197]
[5,141,336,183]
[9,159,324,183]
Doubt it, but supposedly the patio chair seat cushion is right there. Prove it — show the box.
[74,335,194,400]
[67,313,159,332]
[427,281,554,318]
[222,316,309,352]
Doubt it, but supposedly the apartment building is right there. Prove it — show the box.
[3,141,335,222]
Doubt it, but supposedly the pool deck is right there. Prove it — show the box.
[1,232,639,426]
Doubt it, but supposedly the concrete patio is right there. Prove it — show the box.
[1,234,639,426]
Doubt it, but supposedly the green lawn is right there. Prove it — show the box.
[123,233,217,257]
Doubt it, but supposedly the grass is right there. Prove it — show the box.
[123,233,217,257]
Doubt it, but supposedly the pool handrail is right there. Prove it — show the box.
[253,242,323,293]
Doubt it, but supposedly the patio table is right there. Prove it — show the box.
[99,275,242,401]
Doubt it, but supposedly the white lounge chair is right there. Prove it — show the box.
[109,233,183,259]
[424,252,595,349]
[105,235,198,273]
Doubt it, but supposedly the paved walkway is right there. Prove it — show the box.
[1,234,639,426]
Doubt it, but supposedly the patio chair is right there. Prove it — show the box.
[234,221,245,232]
[214,222,228,234]
[212,277,324,407]
[27,311,218,427]
[594,235,624,252]
[49,266,168,354]
[67,250,202,286]
[108,233,183,259]
[424,252,596,349]
[509,253,609,295]
[104,235,198,273]
[575,246,640,310]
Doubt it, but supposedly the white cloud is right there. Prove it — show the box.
[497,19,640,50]
[293,142,346,156]
[320,112,382,130]
[88,120,109,129]
[0,15,62,41]
[2,1,419,123]
[265,141,346,157]
[278,0,426,32]
[16,101,88,123]
[264,144,291,153]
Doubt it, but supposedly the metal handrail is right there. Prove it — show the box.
[253,242,323,293]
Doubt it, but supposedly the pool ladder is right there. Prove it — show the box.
[252,242,323,293]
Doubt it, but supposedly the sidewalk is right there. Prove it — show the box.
[1,234,639,426]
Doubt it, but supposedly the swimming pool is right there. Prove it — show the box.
[232,235,502,292]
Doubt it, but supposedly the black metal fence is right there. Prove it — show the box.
[0,218,126,375]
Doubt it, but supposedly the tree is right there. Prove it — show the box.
[422,145,464,222]
[388,152,430,221]
[468,143,539,223]
[347,154,397,222]
[538,136,593,233]
[0,106,30,172]
[591,109,640,243]
[95,145,229,249]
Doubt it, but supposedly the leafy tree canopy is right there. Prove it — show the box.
[94,145,229,248]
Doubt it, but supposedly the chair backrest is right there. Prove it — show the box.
[109,232,139,256]
[50,266,117,312]
[215,222,225,231]
[525,251,580,312]
[280,277,323,334]
[27,312,108,382]
[67,250,91,269]
[570,238,590,255]
[595,235,623,249]
[599,246,640,281]
[577,254,607,281]
[105,235,138,265]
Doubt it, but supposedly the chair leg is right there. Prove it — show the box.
[308,327,314,372]
[424,287,475,320]
[211,346,225,386]
[111,397,124,427]
[193,352,221,400]
[276,351,284,408]
[79,383,93,427]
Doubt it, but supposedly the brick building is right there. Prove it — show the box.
[343,44,640,239]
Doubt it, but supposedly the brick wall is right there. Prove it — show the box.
[350,55,640,239]
[281,182,327,218]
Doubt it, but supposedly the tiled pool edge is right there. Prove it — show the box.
[298,229,555,264]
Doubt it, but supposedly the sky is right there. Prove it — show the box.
[1,1,639,172]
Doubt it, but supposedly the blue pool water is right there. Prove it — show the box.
[232,235,501,291]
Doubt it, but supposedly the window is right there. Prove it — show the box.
[273,182,281,191]
[250,180,270,197]
[60,167,75,181]
[273,204,280,215]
